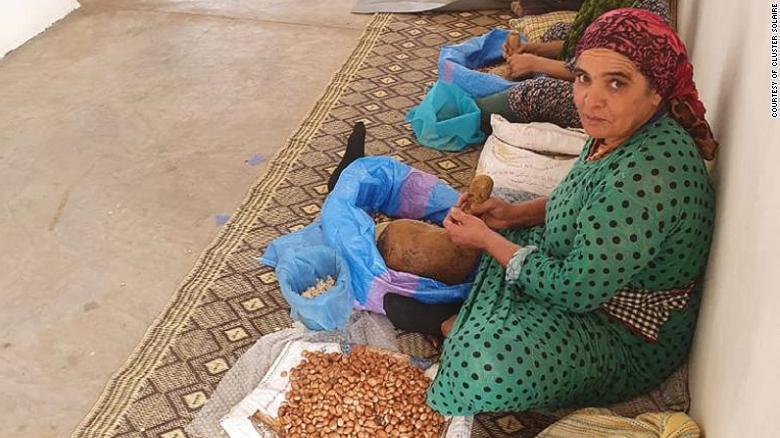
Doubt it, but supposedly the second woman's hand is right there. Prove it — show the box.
[507,53,541,78]
[503,36,540,59]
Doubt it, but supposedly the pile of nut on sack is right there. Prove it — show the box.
[276,348,444,437]
[218,340,459,438]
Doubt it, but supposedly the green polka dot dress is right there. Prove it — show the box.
[427,115,715,415]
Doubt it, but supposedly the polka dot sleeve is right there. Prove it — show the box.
[511,150,682,313]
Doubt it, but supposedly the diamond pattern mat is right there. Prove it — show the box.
[74,9,687,438]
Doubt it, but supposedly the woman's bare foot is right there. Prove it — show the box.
[440,315,457,337]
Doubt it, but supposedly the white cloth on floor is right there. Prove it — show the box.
[220,341,342,438]
[186,312,473,438]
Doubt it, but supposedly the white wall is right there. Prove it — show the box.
[679,1,780,437]
[0,0,79,58]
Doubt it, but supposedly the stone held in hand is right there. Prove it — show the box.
[461,174,494,215]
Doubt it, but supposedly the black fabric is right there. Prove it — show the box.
[383,293,462,336]
[327,122,366,192]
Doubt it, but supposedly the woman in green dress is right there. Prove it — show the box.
[425,9,720,414]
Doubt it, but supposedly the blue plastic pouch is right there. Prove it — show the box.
[406,80,485,151]
[438,28,521,97]
[261,157,473,315]
[275,245,353,331]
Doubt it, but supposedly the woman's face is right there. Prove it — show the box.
[573,48,662,142]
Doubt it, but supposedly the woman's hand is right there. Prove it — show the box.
[443,208,493,249]
[503,40,525,59]
[502,35,538,59]
[460,196,519,230]
[454,194,547,230]
[507,53,542,78]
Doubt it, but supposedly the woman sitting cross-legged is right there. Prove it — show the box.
[417,9,719,415]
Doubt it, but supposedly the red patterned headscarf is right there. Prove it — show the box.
[575,8,718,160]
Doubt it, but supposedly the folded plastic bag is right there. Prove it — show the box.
[438,28,518,98]
[261,157,472,314]
[406,80,485,151]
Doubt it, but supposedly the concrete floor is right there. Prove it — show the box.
[0,2,368,437]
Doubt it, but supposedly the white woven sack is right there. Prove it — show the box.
[477,115,588,195]
[489,114,588,155]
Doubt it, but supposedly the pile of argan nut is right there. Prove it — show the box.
[277,349,445,438]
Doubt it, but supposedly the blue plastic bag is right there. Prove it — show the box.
[406,80,485,151]
[261,157,473,315]
[439,28,520,98]
[275,245,353,331]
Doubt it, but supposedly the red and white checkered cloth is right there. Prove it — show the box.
[602,282,697,342]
